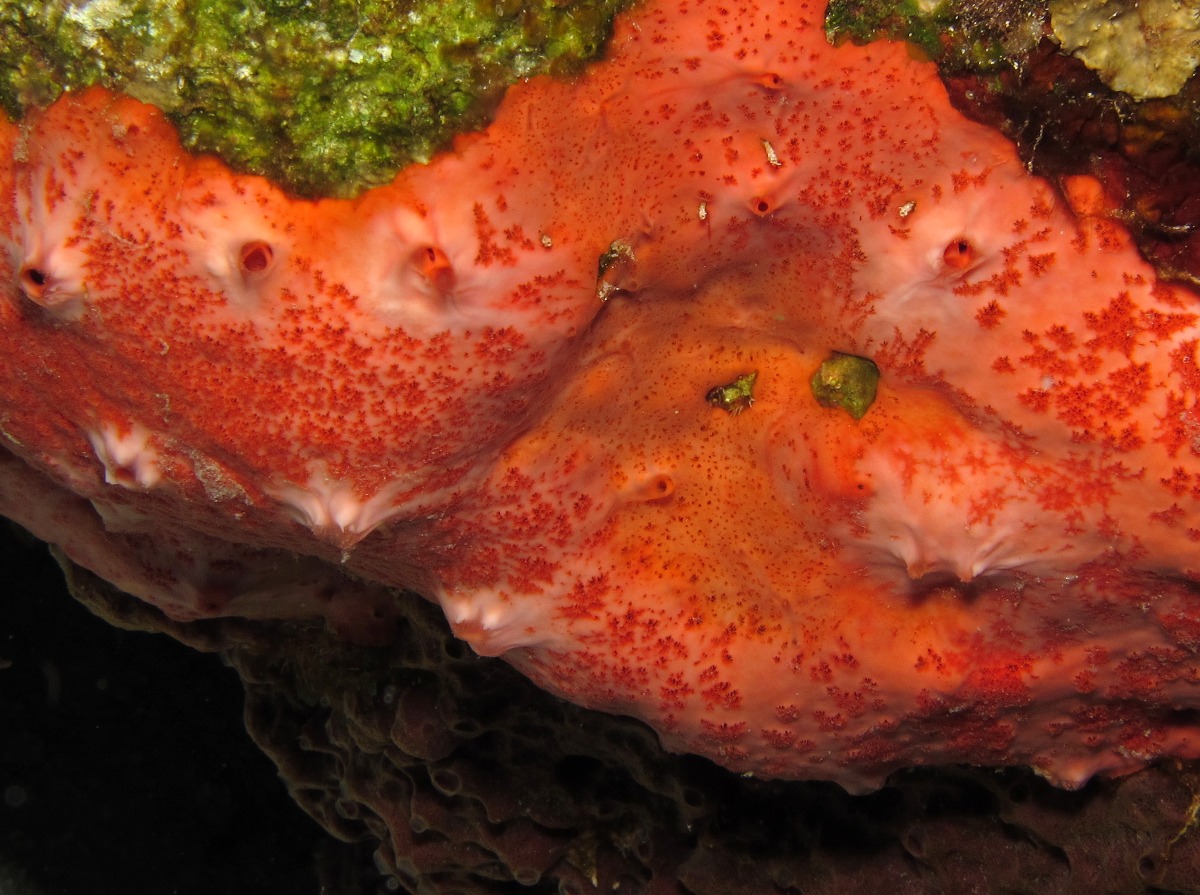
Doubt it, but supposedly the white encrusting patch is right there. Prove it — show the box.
[855,462,1105,589]
[177,178,288,311]
[886,523,1035,584]
[438,586,547,657]
[360,206,458,328]
[12,191,92,319]
[360,201,582,336]
[15,257,89,319]
[197,234,285,310]
[269,463,409,548]
[188,450,249,504]
[11,136,91,321]
[86,423,162,488]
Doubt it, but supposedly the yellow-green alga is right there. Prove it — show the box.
[0,0,631,197]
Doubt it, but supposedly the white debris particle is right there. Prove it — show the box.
[64,0,126,31]
[761,139,782,167]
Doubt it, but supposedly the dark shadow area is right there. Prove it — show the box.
[0,523,362,895]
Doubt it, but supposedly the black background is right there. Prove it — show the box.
[0,523,341,895]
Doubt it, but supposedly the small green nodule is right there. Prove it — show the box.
[706,372,758,416]
[811,353,879,420]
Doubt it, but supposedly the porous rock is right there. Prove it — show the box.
[63,555,1200,895]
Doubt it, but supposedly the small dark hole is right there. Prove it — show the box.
[643,474,675,501]
[429,768,462,796]
[514,868,541,886]
[1138,854,1159,878]
[942,237,976,270]
[753,198,771,215]
[414,244,454,292]
[239,240,273,274]
[20,267,48,299]
[903,829,926,858]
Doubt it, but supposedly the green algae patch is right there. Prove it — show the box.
[811,354,879,421]
[1,0,632,198]
[825,0,1046,71]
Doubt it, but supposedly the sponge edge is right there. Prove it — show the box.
[437,294,1200,793]
[1,0,1200,792]
[0,449,400,646]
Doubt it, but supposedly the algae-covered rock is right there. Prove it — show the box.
[0,0,630,197]
[825,0,1047,70]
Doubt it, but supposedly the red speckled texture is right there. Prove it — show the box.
[1,0,1199,793]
